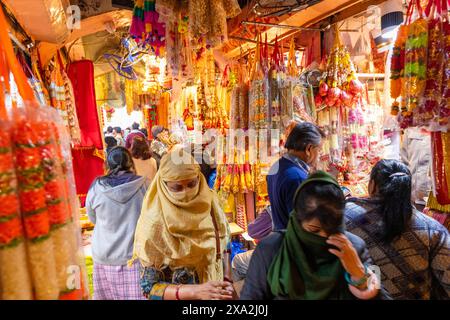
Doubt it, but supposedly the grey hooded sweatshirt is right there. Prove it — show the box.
[86,175,150,265]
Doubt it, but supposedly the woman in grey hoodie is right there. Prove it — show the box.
[86,147,150,300]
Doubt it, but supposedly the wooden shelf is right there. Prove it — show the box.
[229,222,245,236]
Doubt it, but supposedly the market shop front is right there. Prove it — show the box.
[0,0,448,301]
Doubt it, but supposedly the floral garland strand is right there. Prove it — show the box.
[12,111,60,300]
[401,12,428,128]
[38,120,77,297]
[0,128,34,299]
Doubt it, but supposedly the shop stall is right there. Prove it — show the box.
[0,0,449,300]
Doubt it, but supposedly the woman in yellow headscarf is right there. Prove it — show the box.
[130,146,234,300]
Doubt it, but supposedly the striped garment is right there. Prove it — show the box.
[345,198,450,300]
[93,262,145,300]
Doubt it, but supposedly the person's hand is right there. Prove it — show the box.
[348,271,379,300]
[192,281,234,300]
[326,234,366,283]
[223,277,239,300]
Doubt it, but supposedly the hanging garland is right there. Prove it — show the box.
[130,0,166,56]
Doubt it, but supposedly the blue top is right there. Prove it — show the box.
[266,155,309,231]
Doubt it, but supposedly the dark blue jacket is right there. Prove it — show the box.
[267,156,308,231]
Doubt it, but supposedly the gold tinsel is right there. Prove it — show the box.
[427,193,450,214]
[125,79,136,115]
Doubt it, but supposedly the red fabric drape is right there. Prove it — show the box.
[67,60,103,148]
[67,60,104,206]
[431,131,450,205]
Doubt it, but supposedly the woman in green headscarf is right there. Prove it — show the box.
[240,171,389,300]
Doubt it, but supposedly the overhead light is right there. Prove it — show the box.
[371,29,392,53]
[380,0,404,38]
[381,26,399,39]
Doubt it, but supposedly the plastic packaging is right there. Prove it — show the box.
[0,122,33,300]
[0,6,88,299]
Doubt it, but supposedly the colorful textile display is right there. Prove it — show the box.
[67,60,104,206]
[130,0,166,56]
[431,131,450,205]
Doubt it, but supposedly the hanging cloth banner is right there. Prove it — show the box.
[67,60,104,206]
[431,131,450,205]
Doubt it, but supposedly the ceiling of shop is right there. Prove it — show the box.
[4,0,390,75]
[224,0,389,58]
[3,0,71,43]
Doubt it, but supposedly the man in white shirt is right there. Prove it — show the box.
[400,127,432,211]
[113,127,126,147]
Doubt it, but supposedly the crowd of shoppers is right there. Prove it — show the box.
[88,121,449,300]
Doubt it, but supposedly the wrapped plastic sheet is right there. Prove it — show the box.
[0,6,88,299]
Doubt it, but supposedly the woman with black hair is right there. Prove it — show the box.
[345,159,450,299]
[241,171,386,300]
[86,147,151,300]
[105,136,117,155]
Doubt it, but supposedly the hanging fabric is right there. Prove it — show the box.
[67,60,105,207]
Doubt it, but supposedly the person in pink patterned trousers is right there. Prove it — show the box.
[86,147,150,300]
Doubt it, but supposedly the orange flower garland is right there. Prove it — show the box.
[0,130,22,247]
[12,113,59,300]
[13,119,50,241]
[0,128,34,299]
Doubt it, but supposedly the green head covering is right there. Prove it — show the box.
[267,170,352,300]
